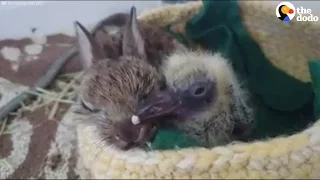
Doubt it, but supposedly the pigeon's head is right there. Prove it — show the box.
[137,51,233,120]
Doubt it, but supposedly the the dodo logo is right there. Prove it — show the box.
[276,2,295,22]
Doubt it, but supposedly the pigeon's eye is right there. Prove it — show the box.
[81,100,100,113]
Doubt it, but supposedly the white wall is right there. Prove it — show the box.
[0,1,319,40]
[0,1,163,39]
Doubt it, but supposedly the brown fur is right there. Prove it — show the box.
[79,56,160,150]
[80,57,159,122]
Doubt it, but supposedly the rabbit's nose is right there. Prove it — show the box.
[115,122,149,143]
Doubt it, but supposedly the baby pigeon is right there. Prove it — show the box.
[73,7,175,150]
[137,50,254,147]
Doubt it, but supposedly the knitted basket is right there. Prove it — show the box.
[76,1,320,179]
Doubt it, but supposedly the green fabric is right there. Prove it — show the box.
[150,128,201,150]
[309,60,320,119]
[150,0,316,150]
[184,0,315,140]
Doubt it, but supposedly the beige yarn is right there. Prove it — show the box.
[77,1,320,179]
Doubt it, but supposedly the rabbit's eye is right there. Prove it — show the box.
[158,77,167,91]
[159,82,167,91]
[140,94,148,100]
[81,100,100,113]
[115,135,121,140]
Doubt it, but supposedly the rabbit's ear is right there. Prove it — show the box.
[74,21,105,69]
[122,6,146,59]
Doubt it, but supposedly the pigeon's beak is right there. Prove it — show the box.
[136,88,182,123]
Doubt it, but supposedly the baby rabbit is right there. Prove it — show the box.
[137,50,254,147]
[73,7,175,150]
[91,12,129,59]
[90,8,186,71]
